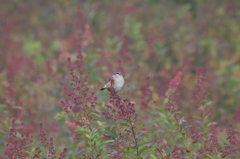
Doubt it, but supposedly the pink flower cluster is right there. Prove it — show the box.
[118,36,131,61]
[102,80,137,121]
[232,106,240,122]
[206,124,219,153]
[168,71,182,90]
[166,93,180,116]
[141,76,153,108]
[61,57,98,114]
[3,119,33,158]
[59,148,67,159]
[193,67,209,105]
[39,122,57,159]
[220,123,240,157]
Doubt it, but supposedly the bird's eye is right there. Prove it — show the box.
[116,73,119,75]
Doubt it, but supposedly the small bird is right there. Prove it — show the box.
[100,70,124,91]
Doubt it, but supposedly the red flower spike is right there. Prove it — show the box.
[103,84,137,122]
[168,71,182,90]
[141,76,153,108]
[193,68,209,105]
[3,119,34,158]
[220,123,240,157]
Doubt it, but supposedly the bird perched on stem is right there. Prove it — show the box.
[100,70,124,91]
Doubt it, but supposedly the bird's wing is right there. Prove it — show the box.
[105,75,114,88]
[108,75,114,82]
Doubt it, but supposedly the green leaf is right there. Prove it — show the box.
[182,126,191,133]
[156,107,167,113]
[123,136,135,142]
[85,110,89,114]
[142,144,157,157]
[12,106,22,109]
[134,124,145,131]
[121,145,136,150]
[50,41,60,51]
[24,150,32,156]
[182,133,186,139]
[213,148,217,156]
[167,130,176,133]
[158,112,167,118]
[175,111,182,115]
[204,101,212,108]
[204,116,209,124]
[54,112,67,121]
[96,140,115,147]
[136,131,149,138]
[139,146,150,154]
[75,130,86,134]
[103,134,115,140]
[0,104,8,110]
[120,151,137,157]
[24,38,41,55]
[97,121,102,126]
[91,132,99,139]
[118,139,123,145]
[90,128,98,135]
[86,134,90,139]
[120,122,130,126]
[110,122,121,128]
[206,123,213,127]
[36,54,44,64]
[125,129,132,133]
[150,118,169,125]
[186,151,192,158]
[103,154,113,159]
[193,116,201,120]
[204,154,214,159]
[89,112,100,117]
[139,141,153,147]
[87,147,92,152]
[78,136,89,140]
[180,139,186,147]
[149,154,157,159]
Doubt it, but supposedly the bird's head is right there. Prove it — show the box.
[113,70,122,78]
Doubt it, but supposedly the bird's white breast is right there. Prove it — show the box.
[114,76,124,91]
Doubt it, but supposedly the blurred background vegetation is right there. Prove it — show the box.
[1,0,240,156]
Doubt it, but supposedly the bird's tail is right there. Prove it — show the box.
[100,85,106,91]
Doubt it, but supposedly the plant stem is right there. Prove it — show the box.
[115,121,120,155]
[129,118,139,156]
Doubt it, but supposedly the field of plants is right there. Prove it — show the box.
[0,0,240,158]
